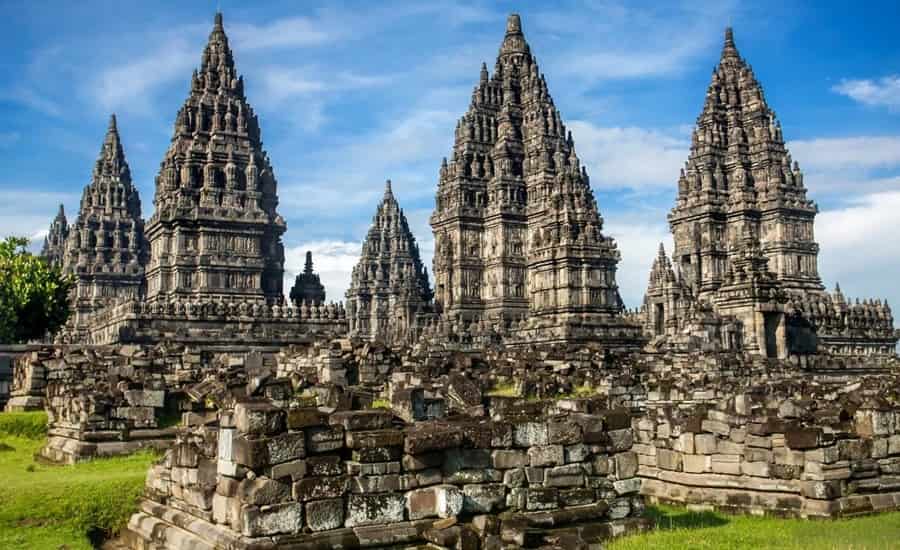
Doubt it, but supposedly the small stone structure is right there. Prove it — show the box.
[346,181,433,345]
[637,376,900,517]
[289,251,326,307]
[124,390,647,548]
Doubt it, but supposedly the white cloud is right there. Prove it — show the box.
[817,191,900,313]
[789,136,900,171]
[787,135,900,196]
[605,214,672,309]
[89,38,197,114]
[0,189,79,249]
[833,75,900,111]
[230,16,339,51]
[568,121,688,190]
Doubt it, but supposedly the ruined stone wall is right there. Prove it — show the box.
[124,403,646,549]
[634,377,900,517]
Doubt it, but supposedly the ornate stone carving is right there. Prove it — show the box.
[429,14,625,336]
[347,181,432,344]
[144,13,285,304]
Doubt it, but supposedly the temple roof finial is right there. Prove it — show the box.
[214,12,223,29]
[722,26,739,60]
[506,13,522,35]
[108,113,118,132]
[384,179,393,199]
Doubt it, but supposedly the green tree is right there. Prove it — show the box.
[0,236,73,344]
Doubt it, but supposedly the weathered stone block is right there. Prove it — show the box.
[241,502,303,537]
[513,422,549,447]
[329,410,395,431]
[613,451,638,479]
[657,449,682,472]
[346,429,404,449]
[305,425,344,453]
[406,484,464,520]
[293,475,349,501]
[235,402,285,436]
[492,449,528,469]
[345,493,405,527]
[239,477,291,506]
[305,498,344,532]
[528,445,564,467]
[545,463,585,487]
[694,434,717,454]
[463,483,506,513]
[286,407,327,430]
[526,487,558,511]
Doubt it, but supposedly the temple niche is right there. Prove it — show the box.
[289,251,326,306]
[641,29,897,358]
[429,14,639,345]
[144,13,286,304]
[56,115,148,337]
[346,181,432,345]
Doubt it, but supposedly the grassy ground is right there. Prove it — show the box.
[608,504,900,550]
[0,412,157,549]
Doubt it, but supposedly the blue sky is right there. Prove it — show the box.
[1,0,899,319]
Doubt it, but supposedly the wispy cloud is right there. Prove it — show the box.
[230,16,341,51]
[569,121,688,190]
[88,37,197,115]
[833,75,900,111]
[788,135,900,196]
[817,191,900,308]
[790,136,900,170]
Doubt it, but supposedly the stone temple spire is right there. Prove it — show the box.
[669,26,822,298]
[289,251,326,307]
[430,13,624,332]
[145,12,286,303]
[347,180,432,344]
[63,115,148,332]
[41,203,69,269]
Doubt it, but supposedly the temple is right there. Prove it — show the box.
[144,12,286,304]
[347,180,432,344]
[44,14,344,345]
[430,14,638,345]
[289,251,326,306]
[40,203,68,269]
[640,29,896,357]
[14,12,900,550]
[58,115,148,336]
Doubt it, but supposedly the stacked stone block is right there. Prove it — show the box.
[125,400,646,548]
[636,379,900,517]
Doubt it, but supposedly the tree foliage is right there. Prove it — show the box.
[0,236,73,344]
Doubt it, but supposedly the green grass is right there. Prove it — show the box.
[0,412,157,549]
[608,505,900,550]
[370,398,391,409]
[0,411,48,439]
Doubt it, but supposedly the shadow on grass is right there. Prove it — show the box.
[645,506,731,531]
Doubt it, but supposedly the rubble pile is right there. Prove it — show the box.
[124,377,649,549]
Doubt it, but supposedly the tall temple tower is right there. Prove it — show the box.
[348,181,432,344]
[430,14,624,331]
[63,115,148,328]
[644,28,896,357]
[144,13,286,303]
[41,204,68,269]
[670,28,822,300]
